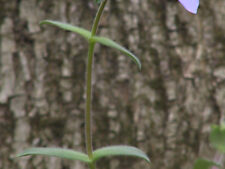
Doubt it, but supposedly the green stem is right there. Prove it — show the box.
[91,0,108,36]
[85,40,95,160]
[85,0,108,166]
[89,162,96,169]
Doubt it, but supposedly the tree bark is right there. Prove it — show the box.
[0,0,225,169]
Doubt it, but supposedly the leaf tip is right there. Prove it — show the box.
[39,20,50,26]
[146,157,151,163]
[39,21,45,26]
[138,62,142,71]
[15,152,26,158]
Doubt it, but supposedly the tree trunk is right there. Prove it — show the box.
[0,0,225,169]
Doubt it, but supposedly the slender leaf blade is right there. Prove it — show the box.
[17,147,90,163]
[193,158,221,169]
[91,36,141,70]
[210,124,225,153]
[93,145,150,163]
[40,20,91,40]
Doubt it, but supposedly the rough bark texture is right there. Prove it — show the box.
[0,0,225,169]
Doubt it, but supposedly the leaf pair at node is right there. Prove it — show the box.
[17,145,150,164]
[40,20,141,70]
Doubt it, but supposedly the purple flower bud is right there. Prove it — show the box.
[178,0,199,14]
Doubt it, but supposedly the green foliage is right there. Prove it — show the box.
[210,124,225,153]
[92,145,150,163]
[193,158,221,169]
[91,36,141,70]
[40,20,91,40]
[17,1,149,169]
[16,147,91,163]
[17,146,150,164]
[40,20,141,70]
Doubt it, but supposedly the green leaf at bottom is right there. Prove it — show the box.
[17,147,90,163]
[193,158,221,169]
[92,145,150,163]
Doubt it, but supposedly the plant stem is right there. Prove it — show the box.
[85,0,108,165]
[85,40,95,160]
[91,0,108,36]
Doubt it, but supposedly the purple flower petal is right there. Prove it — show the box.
[178,0,199,14]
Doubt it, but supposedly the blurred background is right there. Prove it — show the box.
[0,0,225,168]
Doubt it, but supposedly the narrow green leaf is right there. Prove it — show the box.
[193,158,221,169]
[40,20,141,69]
[91,36,142,70]
[40,20,91,40]
[92,145,150,163]
[39,20,141,69]
[16,147,90,163]
[210,124,225,153]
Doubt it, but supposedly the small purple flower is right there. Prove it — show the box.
[178,0,199,14]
